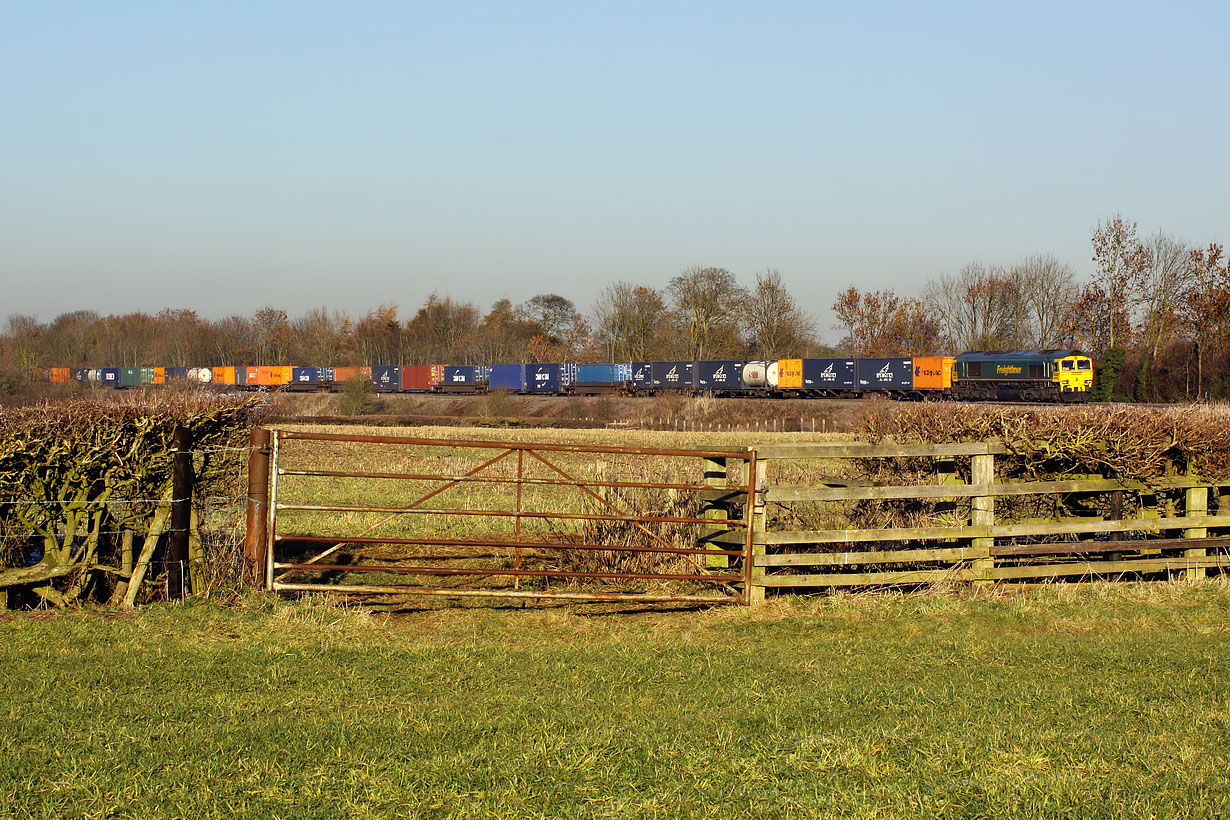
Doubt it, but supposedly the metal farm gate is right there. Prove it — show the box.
[245,430,757,605]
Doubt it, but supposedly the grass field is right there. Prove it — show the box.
[3,583,1229,819]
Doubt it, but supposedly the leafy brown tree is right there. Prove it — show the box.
[405,294,479,364]
[1085,215,1151,352]
[833,287,941,356]
[1182,243,1230,397]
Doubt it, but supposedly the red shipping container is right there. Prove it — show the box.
[429,365,445,386]
[401,365,436,391]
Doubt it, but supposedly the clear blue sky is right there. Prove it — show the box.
[3,1,1227,340]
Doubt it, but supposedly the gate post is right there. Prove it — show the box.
[970,452,995,583]
[167,424,194,599]
[744,455,767,606]
[244,428,272,587]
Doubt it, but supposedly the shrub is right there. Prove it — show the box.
[339,377,380,416]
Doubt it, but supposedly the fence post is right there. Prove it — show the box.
[1183,481,1208,581]
[167,424,194,599]
[970,452,994,583]
[244,428,272,587]
[700,456,730,569]
[747,458,767,606]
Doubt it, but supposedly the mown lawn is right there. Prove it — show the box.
[3,583,1229,819]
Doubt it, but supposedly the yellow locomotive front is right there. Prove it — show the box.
[1055,353,1094,393]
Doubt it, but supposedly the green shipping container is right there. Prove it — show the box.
[120,368,157,387]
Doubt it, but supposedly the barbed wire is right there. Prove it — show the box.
[0,497,189,507]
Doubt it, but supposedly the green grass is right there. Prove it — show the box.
[4,583,1230,819]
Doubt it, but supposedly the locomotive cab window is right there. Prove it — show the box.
[1062,360,1074,370]
[1078,360,1091,370]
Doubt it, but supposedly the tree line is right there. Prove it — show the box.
[2,215,1227,400]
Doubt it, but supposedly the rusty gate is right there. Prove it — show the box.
[245,430,757,605]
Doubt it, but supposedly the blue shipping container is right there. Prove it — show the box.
[651,361,694,389]
[560,363,577,386]
[696,360,742,389]
[292,367,322,383]
[73,368,91,384]
[631,362,653,389]
[371,365,400,391]
[802,359,856,389]
[527,363,561,392]
[614,363,632,382]
[443,366,478,383]
[165,367,189,382]
[101,368,120,386]
[489,364,526,391]
[856,358,914,390]
[576,364,615,383]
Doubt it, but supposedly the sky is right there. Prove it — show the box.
[3,0,1227,341]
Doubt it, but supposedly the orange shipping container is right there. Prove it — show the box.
[212,366,236,385]
[776,359,803,389]
[153,367,165,385]
[429,365,445,385]
[912,356,954,390]
[246,366,293,386]
[332,366,359,383]
[49,367,72,384]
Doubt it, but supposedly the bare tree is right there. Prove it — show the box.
[667,266,747,360]
[743,268,816,358]
[922,263,1025,352]
[1136,231,1188,365]
[592,282,672,362]
[1006,254,1077,349]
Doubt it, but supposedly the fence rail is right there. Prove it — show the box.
[751,440,1228,590]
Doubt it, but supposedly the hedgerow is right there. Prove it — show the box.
[0,391,262,606]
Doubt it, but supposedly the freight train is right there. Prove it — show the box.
[38,350,1094,401]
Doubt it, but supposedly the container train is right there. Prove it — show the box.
[37,350,1094,402]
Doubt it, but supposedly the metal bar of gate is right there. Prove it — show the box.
[277,429,744,460]
[279,468,715,492]
[275,505,747,527]
[271,534,746,557]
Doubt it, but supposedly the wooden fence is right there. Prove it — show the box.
[733,441,1230,602]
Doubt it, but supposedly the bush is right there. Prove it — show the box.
[339,377,380,415]
[1093,346,1126,402]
